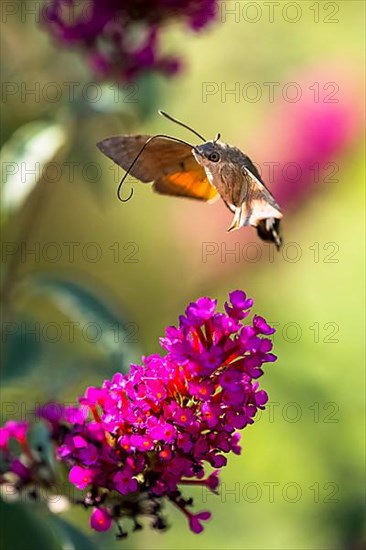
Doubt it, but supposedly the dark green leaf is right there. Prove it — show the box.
[1,316,41,381]
[24,276,139,372]
[48,516,98,550]
[0,500,61,550]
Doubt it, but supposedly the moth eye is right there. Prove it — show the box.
[208,151,220,162]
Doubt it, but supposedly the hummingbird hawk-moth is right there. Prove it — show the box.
[97,111,283,248]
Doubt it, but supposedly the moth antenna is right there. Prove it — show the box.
[117,134,195,202]
[158,110,207,143]
[214,133,221,143]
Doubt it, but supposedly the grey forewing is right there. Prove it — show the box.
[216,162,249,206]
[241,154,264,183]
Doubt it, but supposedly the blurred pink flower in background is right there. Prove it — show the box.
[250,63,363,209]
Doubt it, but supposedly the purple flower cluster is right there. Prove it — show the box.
[0,420,31,482]
[0,420,54,493]
[1,291,277,537]
[42,0,219,81]
[41,291,276,535]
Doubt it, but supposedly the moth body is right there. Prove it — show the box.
[193,140,282,247]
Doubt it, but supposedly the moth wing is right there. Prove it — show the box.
[153,155,219,202]
[239,165,282,248]
[240,165,282,227]
[97,135,218,202]
[97,135,194,183]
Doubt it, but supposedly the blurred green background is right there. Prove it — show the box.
[1,1,365,549]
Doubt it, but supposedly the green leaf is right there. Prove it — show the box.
[48,516,98,550]
[1,315,41,382]
[24,276,139,371]
[0,500,99,550]
[1,121,67,218]
[0,500,61,550]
